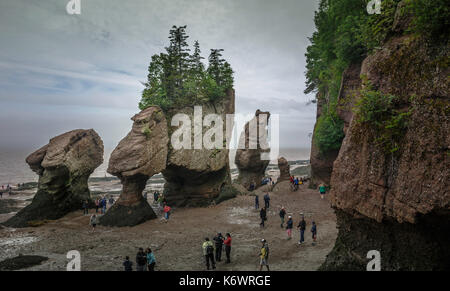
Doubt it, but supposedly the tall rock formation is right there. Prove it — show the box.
[100,107,168,227]
[235,110,271,189]
[4,129,104,228]
[277,157,290,182]
[163,89,236,207]
[321,4,450,270]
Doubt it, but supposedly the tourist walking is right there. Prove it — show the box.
[255,195,259,210]
[90,214,97,232]
[319,184,326,199]
[95,198,100,213]
[0,190,3,198]
[136,248,147,271]
[146,248,156,271]
[279,207,286,228]
[263,193,270,209]
[153,191,159,204]
[163,203,171,221]
[213,233,224,262]
[297,215,306,245]
[224,233,232,264]
[311,221,317,245]
[123,256,133,271]
[259,239,270,271]
[82,200,89,215]
[260,207,267,228]
[101,197,107,213]
[286,216,293,240]
[202,238,216,270]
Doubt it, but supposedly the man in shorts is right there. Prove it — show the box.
[259,239,270,271]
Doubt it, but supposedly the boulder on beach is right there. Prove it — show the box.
[4,129,104,228]
[99,106,169,227]
[235,110,271,190]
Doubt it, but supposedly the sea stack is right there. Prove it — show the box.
[235,110,271,190]
[163,89,237,207]
[4,129,104,228]
[99,107,168,227]
[277,157,290,182]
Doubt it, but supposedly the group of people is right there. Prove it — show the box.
[0,184,13,197]
[280,210,317,245]
[289,176,304,191]
[202,233,232,270]
[123,247,157,271]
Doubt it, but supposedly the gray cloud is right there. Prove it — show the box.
[0,0,318,151]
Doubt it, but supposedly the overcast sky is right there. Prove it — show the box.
[0,0,318,152]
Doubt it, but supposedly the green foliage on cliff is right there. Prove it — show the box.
[405,0,450,41]
[354,84,411,153]
[139,26,234,112]
[314,108,345,154]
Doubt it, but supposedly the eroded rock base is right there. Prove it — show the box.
[320,210,450,271]
[99,197,157,227]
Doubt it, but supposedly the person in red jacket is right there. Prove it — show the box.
[163,203,171,221]
[223,233,232,264]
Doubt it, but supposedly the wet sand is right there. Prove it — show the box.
[0,181,336,271]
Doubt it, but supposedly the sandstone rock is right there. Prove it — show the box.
[235,110,271,190]
[277,157,290,182]
[322,10,450,270]
[163,89,236,207]
[4,129,104,228]
[100,107,168,227]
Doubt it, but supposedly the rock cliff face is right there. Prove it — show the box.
[277,157,290,182]
[100,107,168,227]
[321,7,450,270]
[163,89,236,207]
[235,110,271,189]
[4,129,104,228]
[309,100,339,188]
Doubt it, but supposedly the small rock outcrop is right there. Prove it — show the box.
[100,107,169,227]
[235,110,271,189]
[277,157,290,182]
[163,89,236,207]
[4,129,104,228]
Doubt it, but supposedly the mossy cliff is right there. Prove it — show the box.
[316,1,449,270]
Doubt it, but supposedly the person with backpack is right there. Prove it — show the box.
[146,248,156,271]
[213,233,224,262]
[223,233,232,264]
[286,216,294,240]
[311,221,317,245]
[259,239,270,271]
[136,248,147,271]
[202,238,216,270]
[297,214,306,245]
[279,207,286,228]
[255,195,259,210]
[260,207,267,228]
[263,193,270,209]
[123,256,133,271]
